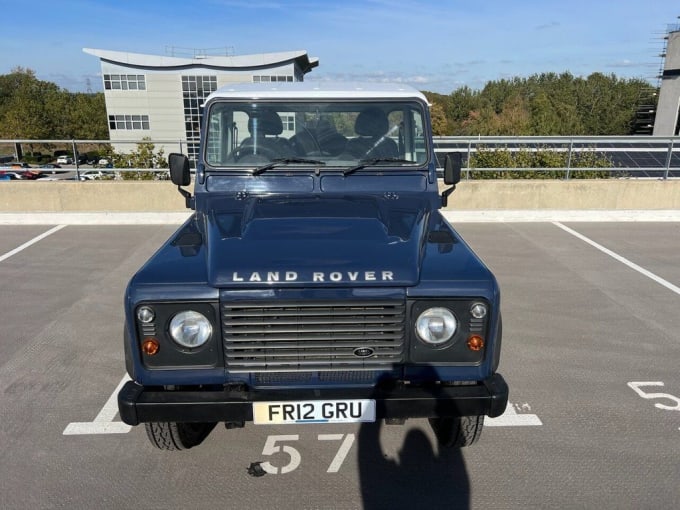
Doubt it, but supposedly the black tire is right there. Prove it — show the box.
[144,422,216,450]
[428,415,484,448]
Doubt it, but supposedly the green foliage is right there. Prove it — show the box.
[111,138,169,180]
[0,67,107,140]
[424,72,655,136]
[468,145,614,179]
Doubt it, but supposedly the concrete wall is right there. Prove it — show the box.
[1,180,680,212]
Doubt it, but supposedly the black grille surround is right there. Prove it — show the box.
[222,300,405,373]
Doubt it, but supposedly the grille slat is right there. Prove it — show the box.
[223,300,405,373]
[225,333,403,343]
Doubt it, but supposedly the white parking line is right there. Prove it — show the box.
[63,376,132,435]
[553,222,680,297]
[0,225,66,263]
[486,404,542,427]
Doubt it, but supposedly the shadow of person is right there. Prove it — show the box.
[358,418,470,510]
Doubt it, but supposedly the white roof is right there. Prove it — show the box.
[205,81,428,102]
[83,48,318,72]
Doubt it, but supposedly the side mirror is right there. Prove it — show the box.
[169,153,191,186]
[444,152,462,185]
[168,153,193,209]
[441,152,462,208]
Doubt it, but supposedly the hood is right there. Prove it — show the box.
[205,195,429,287]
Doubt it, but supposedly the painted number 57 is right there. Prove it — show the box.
[260,434,355,475]
[627,381,680,411]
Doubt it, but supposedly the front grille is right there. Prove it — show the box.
[222,300,405,373]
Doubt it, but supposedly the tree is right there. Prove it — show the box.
[112,138,169,180]
[0,67,107,140]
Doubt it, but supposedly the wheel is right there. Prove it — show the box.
[144,422,216,450]
[428,415,484,448]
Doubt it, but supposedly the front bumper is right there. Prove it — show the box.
[118,373,508,426]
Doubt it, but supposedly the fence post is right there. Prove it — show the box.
[466,141,472,180]
[565,138,573,180]
[72,139,81,181]
[663,138,673,180]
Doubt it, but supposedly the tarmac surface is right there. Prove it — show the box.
[0,220,679,509]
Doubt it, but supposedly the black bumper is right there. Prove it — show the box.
[118,373,509,426]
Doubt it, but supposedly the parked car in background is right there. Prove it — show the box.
[21,169,44,180]
[57,155,73,165]
[0,171,22,180]
[79,170,105,180]
[40,163,62,174]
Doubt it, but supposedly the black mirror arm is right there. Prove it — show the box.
[178,185,194,209]
[441,184,456,208]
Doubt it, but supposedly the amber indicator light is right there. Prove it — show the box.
[467,335,484,351]
[142,338,160,356]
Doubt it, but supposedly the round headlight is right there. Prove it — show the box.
[169,311,212,349]
[415,307,457,345]
[137,306,155,323]
[470,302,488,319]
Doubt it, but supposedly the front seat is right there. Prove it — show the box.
[346,107,399,158]
[239,110,293,159]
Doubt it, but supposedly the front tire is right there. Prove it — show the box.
[144,422,216,450]
[428,415,484,448]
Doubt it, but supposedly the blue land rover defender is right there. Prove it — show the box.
[118,82,508,450]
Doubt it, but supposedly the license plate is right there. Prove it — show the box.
[253,399,376,425]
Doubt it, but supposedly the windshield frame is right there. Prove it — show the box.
[202,98,431,172]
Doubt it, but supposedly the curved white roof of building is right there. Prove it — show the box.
[83,48,319,72]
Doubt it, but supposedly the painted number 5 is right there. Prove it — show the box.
[260,435,301,474]
[628,381,680,411]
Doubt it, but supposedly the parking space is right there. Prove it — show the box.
[0,222,678,508]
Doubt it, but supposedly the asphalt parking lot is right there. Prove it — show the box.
[0,220,678,509]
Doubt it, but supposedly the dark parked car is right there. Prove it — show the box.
[118,82,508,452]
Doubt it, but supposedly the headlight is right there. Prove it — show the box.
[169,311,212,349]
[415,307,457,346]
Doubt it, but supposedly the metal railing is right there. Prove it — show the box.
[2,136,680,180]
[433,136,680,180]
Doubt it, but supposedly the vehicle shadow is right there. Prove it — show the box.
[358,418,470,509]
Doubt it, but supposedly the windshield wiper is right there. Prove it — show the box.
[343,158,413,176]
[253,157,326,176]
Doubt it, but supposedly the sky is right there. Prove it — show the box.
[0,0,678,94]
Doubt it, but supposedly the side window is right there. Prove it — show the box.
[387,109,426,163]
[412,110,426,163]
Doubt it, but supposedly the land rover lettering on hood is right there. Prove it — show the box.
[118,82,508,451]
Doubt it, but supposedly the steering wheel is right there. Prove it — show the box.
[236,144,278,161]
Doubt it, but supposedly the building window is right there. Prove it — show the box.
[281,115,295,131]
[182,75,218,161]
[253,75,293,83]
[108,115,150,130]
[104,74,146,91]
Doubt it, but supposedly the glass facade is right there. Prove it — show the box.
[182,75,218,161]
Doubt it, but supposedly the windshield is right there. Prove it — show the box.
[204,100,428,169]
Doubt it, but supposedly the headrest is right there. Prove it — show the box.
[248,110,283,135]
[354,107,388,137]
